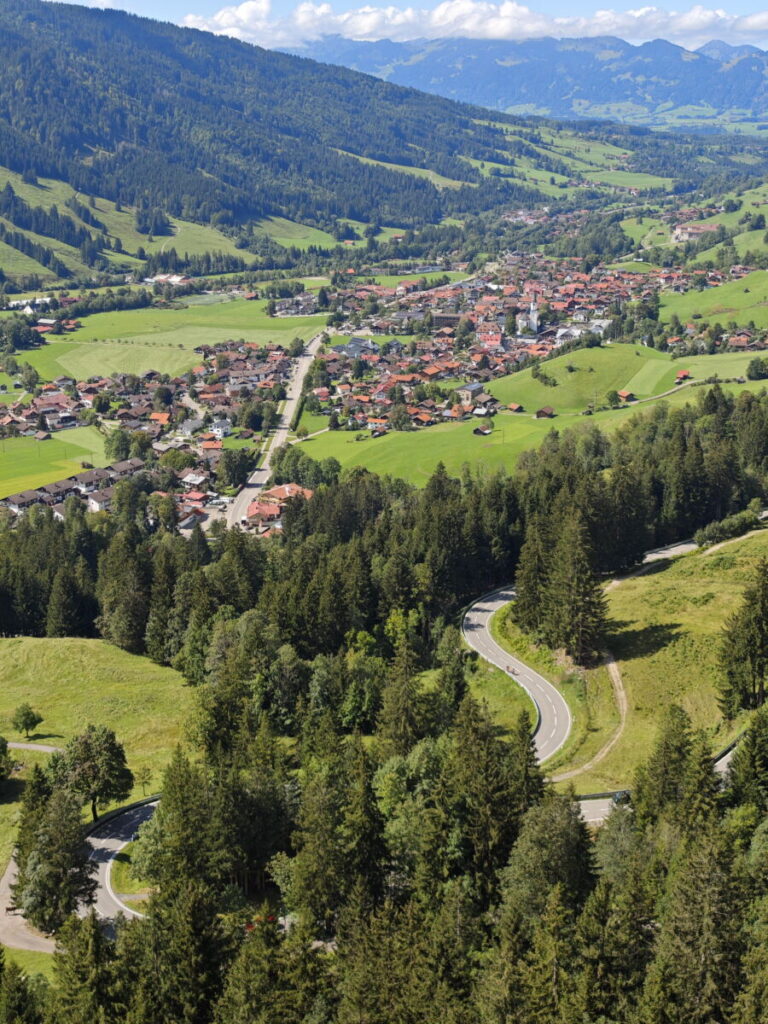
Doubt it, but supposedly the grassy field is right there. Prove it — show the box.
[490,613,619,778]
[0,164,245,266]
[563,535,768,792]
[336,150,470,190]
[466,657,535,733]
[661,269,768,328]
[0,637,194,874]
[21,300,324,380]
[0,426,107,499]
[297,346,764,483]
[2,946,54,980]
[254,216,339,250]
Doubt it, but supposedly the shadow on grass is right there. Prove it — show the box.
[26,733,64,743]
[0,774,26,808]
[608,620,683,661]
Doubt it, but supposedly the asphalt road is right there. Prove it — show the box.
[86,801,157,922]
[226,333,324,528]
[462,585,572,763]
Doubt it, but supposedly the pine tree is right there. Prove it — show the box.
[514,516,550,636]
[679,731,720,835]
[11,764,52,908]
[435,624,467,719]
[52,911,115,1024]
[508,708,545,820]
[447,695,522,906]
[338,735,385,907]
[96,532,149,654]
[542,511,607,664]
[0,959,43,1024]
[719,558,768,716]
[144,543,177,664]
[140,883,228,1024]
[518,885,574,1024]
[46,564,87,637]
[632,704,692,826]
[639,836,741,1024]
[17,788,97,933]
[729,704,768,811]
[376,625,420,758]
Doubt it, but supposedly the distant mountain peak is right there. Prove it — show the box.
[287,35,768,127]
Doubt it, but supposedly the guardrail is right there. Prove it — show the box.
[85,794,161,836]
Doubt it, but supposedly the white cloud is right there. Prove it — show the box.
[181,1,768,50]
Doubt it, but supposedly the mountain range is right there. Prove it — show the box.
[287,36,768,126]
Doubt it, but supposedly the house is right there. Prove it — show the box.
[508,402,524,413]
[211,418,232,439]
[88,487,115,513]
[4,490,44,514]
[617,390,634,402]
[455,382,484,405]
[246,500,281,524]
[675,370,691,383]
[535,406,555,419]
[262,483,314,503]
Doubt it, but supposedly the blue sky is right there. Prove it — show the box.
[70,0,768,50]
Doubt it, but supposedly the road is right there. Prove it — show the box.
[226,333,324,528]
[0,525,751,949]
[462,535,745,821]
[87,801,157,921]
[462,585,572,763]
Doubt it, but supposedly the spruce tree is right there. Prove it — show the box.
[542,510,607,664]
[17,788,97,933]
[514,516,550,636]
[639,836,741,1024]
[0,959,43,1024]
[719,558,768,716]
[632,704,692,826]
[518,885,574,1024]
[52,911,115,1024]
[46,565,87,637]
[376,626,420,759]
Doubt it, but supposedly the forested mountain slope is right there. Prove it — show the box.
[0,0,548,229]
[2,0,767,247]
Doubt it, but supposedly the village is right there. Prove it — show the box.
[1,245,765,529]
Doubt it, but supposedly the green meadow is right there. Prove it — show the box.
[21,300,325,380]
[661,269,768,328]
[569,532,767,793]
[0,637,194,874]
[298,345,763,483]
[0,426,107,499]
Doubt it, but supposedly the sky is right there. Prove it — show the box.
[61,0,768,51]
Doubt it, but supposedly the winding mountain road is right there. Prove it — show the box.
[462,586,571,763]
[0,529,753,951]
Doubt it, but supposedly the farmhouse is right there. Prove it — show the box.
[535,407,555,419]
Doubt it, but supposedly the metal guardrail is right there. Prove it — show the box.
[85,794,161,836]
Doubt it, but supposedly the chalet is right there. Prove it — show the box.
[675,370,691,383]
[5,490,44,513]
[88,487,115,513]
[508,403,524,413]
[109,458,145,479]
[617,390,634,402]
[246,500,281,524]
[535,407,555,419]
[262,483,314,503]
